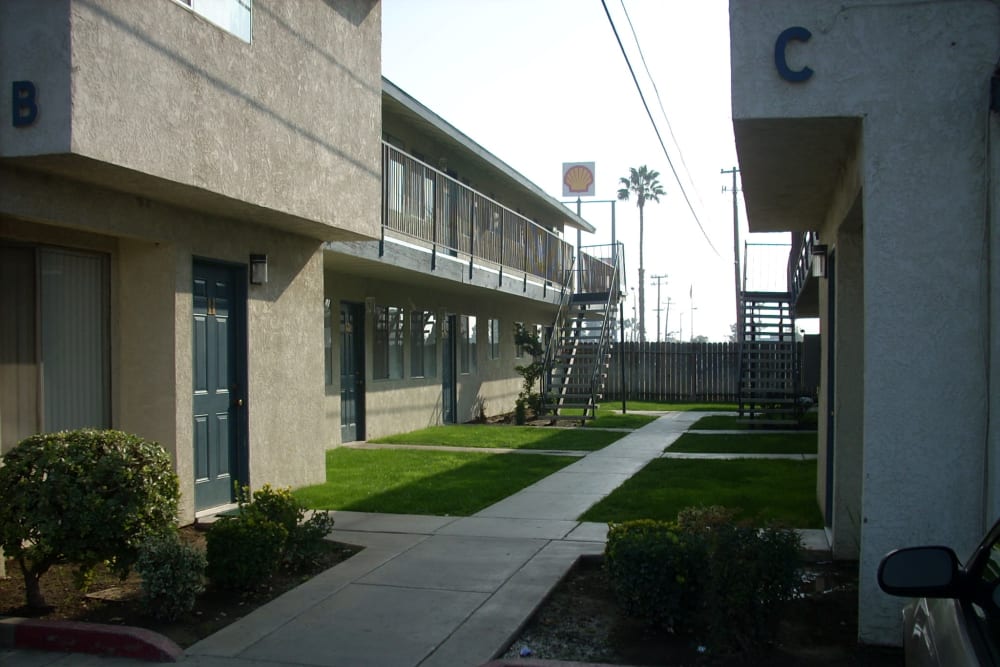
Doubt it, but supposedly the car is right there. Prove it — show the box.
[878,519,1000,665]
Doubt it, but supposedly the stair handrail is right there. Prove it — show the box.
[580,242,623,419]
[540,256,577,414]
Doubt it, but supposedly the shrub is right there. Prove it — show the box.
[135,532,206,621]
[604,520,707,632]
[0,429,180,608]
[700,524,802,654]
[604,509,803,655]
[205,514,288,591]
[204,484,336,589]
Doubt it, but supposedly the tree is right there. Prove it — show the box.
[618,166,666,343]
[0,429,180,608]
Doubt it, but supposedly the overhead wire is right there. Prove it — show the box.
[600,0,722,258]
[618,0,706,216]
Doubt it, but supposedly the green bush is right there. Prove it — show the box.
[204,484,337,589]
[205,515,288,591]
[0,429,180,608]
[701,524,802,654]
[604,520,707,632]
[135,532,206,621]
[604,510,803,655]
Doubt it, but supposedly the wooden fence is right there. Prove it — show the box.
[604,342,741,402]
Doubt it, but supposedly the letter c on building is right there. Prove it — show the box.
[775,26,813,83]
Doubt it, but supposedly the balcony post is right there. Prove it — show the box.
[469,200,475,279]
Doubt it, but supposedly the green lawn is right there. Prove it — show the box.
[615,401,740,412]
[689,414,817,431]
[370,424,623,451]
[579,458,822,528]
[294,448,574,516]
[667,432,817,455]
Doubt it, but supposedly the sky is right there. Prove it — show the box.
[381,0,790,342]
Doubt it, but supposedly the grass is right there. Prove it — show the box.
[615,401,739,412]
[690,413,819,431]
[369,424,624,451]
[667,432,817,455]
[579,458,823,528]
[294,448,574,515]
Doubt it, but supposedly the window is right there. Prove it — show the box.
[514,321,526,359]
[488,318,500,360]
[324,298,333,386]
[410,310,437,378]
[373,305,404,379]
[459,315,476,374]
[1,245,110,449]
[175,0,252,42]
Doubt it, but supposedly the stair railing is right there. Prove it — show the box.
[580,242,623,419]
[539,257,578,415]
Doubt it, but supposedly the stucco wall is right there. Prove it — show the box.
[731,0,1000,644]
[323,269,557,442]
[831,228,863,560]
[1,0,381,241]
[1,166,328,523]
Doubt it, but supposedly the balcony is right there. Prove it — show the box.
[326,143,610,302]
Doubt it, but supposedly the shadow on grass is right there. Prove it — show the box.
[668,432,817,455]
[371,424,622,451]
[294,448,574,516]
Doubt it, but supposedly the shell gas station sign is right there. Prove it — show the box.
[562,162,596,197]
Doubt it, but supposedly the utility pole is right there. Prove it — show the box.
[721,167,742,344]
[664,297,672,342]
[650,274,667,342]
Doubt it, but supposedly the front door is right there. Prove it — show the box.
[340,301,365,442]
[442,314,457,423]
[193,261,247,510]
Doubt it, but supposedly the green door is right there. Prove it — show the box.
[340,301,365,442]
[193,261,247,510]
[442,314,457,424]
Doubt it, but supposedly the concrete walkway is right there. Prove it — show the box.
[2,413,828,666]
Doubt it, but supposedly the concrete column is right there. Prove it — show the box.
[831,228,863,560]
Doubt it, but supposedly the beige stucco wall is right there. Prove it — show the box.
[731,0,1000,645]
[1,166,328,522]
[323,268,557,443]
[0,0,381,241]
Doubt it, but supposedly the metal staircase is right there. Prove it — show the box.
[543,244,623,423]
[738,291,800,425]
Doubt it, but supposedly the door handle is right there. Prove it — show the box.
[235,399,244,407]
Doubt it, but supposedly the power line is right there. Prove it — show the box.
[618,0,705,216]
[600,0,722,259]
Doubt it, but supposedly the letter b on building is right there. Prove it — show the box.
[12,81,38,127]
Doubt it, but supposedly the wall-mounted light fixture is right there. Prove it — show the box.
[250,254,268,285]
[811,244,828,279]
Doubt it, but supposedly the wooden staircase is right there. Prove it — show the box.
[738,291,800,426]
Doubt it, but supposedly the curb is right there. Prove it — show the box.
[0,616,183,662]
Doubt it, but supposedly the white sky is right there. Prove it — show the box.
[382,0,790,342]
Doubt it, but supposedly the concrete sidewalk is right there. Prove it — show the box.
[2,413,829,666]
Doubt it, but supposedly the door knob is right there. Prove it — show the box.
[236,399,244,407]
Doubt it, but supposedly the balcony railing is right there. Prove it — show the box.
[382,142,593,288]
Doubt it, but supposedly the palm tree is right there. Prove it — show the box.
[617,166,666,343]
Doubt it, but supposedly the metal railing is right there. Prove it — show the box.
[788,231,815,302]
[382,142,577,286]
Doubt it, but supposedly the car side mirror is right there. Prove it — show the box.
[878,546,962,598]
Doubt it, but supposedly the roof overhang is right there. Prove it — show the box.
[734,116,861,233]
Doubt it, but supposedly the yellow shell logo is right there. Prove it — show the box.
[564,165,594,194]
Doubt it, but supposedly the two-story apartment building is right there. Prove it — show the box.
[730,0,1000,645]
[0,1,597,524]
